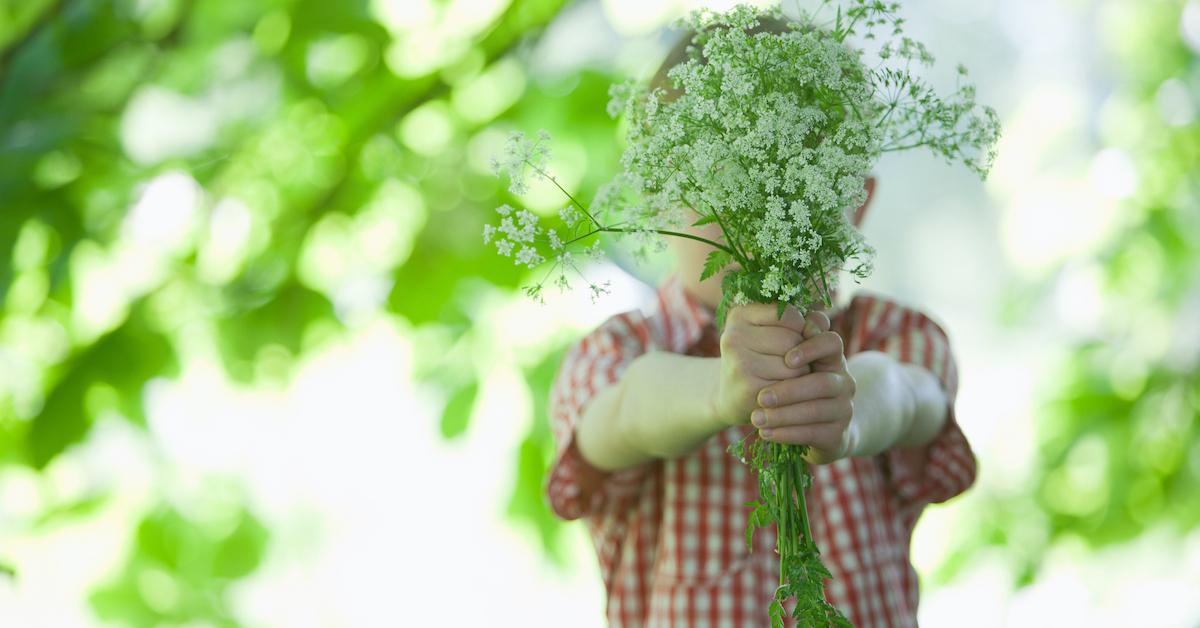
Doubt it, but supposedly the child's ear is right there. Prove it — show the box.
[852,176,876,228]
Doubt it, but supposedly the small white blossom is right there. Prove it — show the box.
[498,216,516,238]
[559,206,580,228]
[492,131,553,196]
[516,245,543,268]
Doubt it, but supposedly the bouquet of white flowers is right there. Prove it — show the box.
[486,2,1000,625]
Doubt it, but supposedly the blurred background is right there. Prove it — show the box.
[0,0,1196,625]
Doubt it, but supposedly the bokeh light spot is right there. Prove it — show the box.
[253,10,291,55]
[399,101,456,156]
[452,58,526,125]
[306,34,370,89]
[120,87,218,165]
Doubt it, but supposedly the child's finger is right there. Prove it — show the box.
[756,371,854,408]
[750,397,850,430]
[756,420,847,455]
[802,310,831,338]
[784,330,846,371]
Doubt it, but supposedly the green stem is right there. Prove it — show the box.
[633,228,737,256]
[559,224,739,258]
[560,227,604,248]
[676,165,753,266]
[778,448,788,587]
[793,450,814,551]
[524,162,602,229]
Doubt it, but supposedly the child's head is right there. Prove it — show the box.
[653,17,877,310]
[671,179,876,311]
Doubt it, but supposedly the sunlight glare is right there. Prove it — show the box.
[120,87,218,165]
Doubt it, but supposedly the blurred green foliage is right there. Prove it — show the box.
[944,0,1200,587]
[1,0,613,620]
[90,504,268,626]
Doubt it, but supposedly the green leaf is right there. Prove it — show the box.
[504,348,570,565]
[439,380,478,440]
[691,212,718,226]
[700,249,732,282]
[215,280,337,384]
[212,510,269,579]
[714,268,741,331]
[28,366,89,469]
[769,599,785,628]
[135,508,191,570]
[28,305,179,468]
[93,501,268,624]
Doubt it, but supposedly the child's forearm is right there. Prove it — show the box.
[844,351,948,457]
[576,351,725,472]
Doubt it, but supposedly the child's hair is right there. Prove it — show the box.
[650,16,796,101]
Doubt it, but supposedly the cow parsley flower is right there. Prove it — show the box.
[493,131,552,196]
[484,1,1000,325]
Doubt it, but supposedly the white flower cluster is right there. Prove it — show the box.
[489,130,551,195]
[482,193,611,302]
[602,3,999,313]
[484,128,619,303]
[484,2,999,314]
[608,4,882,307]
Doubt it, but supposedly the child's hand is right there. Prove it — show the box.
[750,317,858,465]
[713,304,827,428]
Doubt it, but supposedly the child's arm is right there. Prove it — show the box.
[842,351,948,456]
[575,353,724,470]
[576,304,822,472]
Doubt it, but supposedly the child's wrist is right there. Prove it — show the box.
[700,357,731,431]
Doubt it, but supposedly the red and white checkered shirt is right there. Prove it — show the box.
[546,273,977,627]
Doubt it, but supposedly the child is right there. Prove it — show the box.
[544,22,977,628]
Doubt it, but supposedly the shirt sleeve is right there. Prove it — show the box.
[544,312,657,521]
[864,302,978,511]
